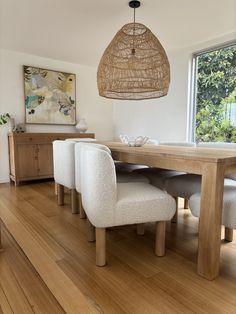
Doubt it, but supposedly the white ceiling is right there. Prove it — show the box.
[0,0,236,66]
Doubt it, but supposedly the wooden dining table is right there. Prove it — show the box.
[101,141,236,280]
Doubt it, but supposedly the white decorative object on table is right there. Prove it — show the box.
[120,135,149,147]
[75,118,88,133]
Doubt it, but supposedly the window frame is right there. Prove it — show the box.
[188,40,236,142]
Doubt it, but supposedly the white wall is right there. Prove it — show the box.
[113,49,189,141]
[0,49,114,183]
[113,33,236,142]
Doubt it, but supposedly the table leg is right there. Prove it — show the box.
[197,163,224,280]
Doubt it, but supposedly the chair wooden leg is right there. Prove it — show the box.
[87,220,95,242]
[225,227,233,242]
[57,184,64,206]
[136,223,145,235]
[71,189,79,214]
[96,228,106,266]
[155,221,166,256]
[171,197,178,223]
[78,193,86,219]
[80,206,86,219]
[78,192,81,214]
[55,182,58,195]
[184,198,189,209]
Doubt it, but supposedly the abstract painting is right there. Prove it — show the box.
[24,66,76,125]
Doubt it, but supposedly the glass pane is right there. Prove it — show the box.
[194,44,236,142]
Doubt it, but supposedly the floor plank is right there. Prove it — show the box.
[0,182,236,313]
[1,229,65,314]
[0,283,13,314]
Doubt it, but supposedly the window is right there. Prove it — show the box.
[190,43,236,142]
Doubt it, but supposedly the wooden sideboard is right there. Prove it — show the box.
[8,132,95,185]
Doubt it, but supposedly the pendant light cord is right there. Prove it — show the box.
[132,7,136,55]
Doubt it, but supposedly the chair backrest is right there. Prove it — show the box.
[80,145,117,227]
[159,141,196,147]
[65,138,97,142]
[146,139,159,144]
[53,139,98,188]
[53,140,76,188]
[74,143,111,193]
[197,142,236,149]
[197,142,236,180]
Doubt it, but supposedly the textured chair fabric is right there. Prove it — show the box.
[225,178,236,186]
[75,142,111,194]
[115,182,176,226]
[159,141,196,147]
[75,143,149,193]
[165,174,201,199]
[53,139,97,189]
[197,142,236,149]
[79,145,176,266]
[189,185,236,229]
[165,175,236,200]
[53,138,97,214]
[53,140,76,189]
[147,139,159,144]
[65,138,97,142]
[135,168,185,190]
[80,146,176,228]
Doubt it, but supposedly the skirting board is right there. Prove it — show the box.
[0,178,10,184]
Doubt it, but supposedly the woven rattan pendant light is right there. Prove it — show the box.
[97,0,170,100]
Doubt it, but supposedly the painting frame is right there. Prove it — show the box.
[23,65,76,125]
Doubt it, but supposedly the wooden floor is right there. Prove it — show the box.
[0,182,236,313]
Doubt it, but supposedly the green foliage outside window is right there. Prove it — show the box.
[195,44,236,142]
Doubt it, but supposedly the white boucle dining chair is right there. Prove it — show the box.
[164,142,236,228]
[159,141,196,147]
[54,138,150,218]
[135,141,196,222]
[78,145,176,266]
[65,138,97,142]
[53,139,96,214]
[74,142,150,221]
[189,185,236,242]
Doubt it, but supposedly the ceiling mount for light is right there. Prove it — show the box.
[97,1,170,100]
[129,0,140,9]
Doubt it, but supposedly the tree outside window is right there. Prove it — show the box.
[194,44,236,142]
